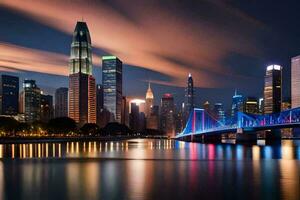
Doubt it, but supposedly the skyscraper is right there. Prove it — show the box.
[245,97,258,114]
[68,21,96,125]
[55,87,68,118]
[184,73,194,122]
[40,94,53,122]
[145,83,154,118]
[291,56,300,108]
[0,75,19,115]
[213,103,225,124]
[160,93,175,137]
[102,56,122,123]
[147,105,159,130]
[231,89,244,117]
[264,65,282,114]
[23,80,41,122]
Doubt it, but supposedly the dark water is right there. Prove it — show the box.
[0,139,299,200]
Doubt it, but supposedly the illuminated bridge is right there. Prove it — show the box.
[176,107,300,142]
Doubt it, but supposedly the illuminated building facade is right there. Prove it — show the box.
[184,73,194,123]
[291,56,300,108]
[24,80,41,122]
[55,87,68,118]
[68,21,96,125]
[213,103,225,124]
[145,83,154,118]
[102,56,122,123]
[245,97,258,114]
[264,65,282,114]
[160,93,175,137]
[0,75,19,115]
[231,89,244,117]
[147,105,159,130]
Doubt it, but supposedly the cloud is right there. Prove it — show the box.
[0,0,264,88]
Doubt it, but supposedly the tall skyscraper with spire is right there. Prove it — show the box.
[231,89,244,117]
[145,82,154,118]
[68,21,96,125]
[184,73,195,122]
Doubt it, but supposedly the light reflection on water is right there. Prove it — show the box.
[0,139,299,200]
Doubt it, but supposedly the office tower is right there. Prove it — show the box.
[55,87,68,118]
[102,56,122,123]
[264,65,282,114]
[145,83,154,118]
[291,56,300,108]
[40,94,53,122]
[184,73,195,122]
[121,96,129,125]
[96,84,104,125]
[245,97,258,114]
[0,75,19,115]
[147,105,159,130]
[175,108,184,133]
[23,80,41,122]
[130,102,139,131]
[160,93,175,137]
[68,21,96,125]
[231,89,244,117]
[213,103,225,124]
[19,91,24,113]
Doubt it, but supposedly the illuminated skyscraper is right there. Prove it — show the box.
[213,103,225,124]
[160,93,175,137]
[68,21,96,125]
[102,56,122,123]
[145,83,154,118]
[0,75,19,115]
[55,87,68,118]
[245,97,258,114]
[291,56,300,108]
[231,89,244,117]
[23,80,41,122]
[263,65,282,114]
[184,73,194,122]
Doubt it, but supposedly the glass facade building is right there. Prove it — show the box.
[102,56,123,123]
[231,90,244,117]
[0,75,19,115]
[41,94,53,122]
[160,93,175,137]
[23,80,41,122]
[55,87,68,118]
[291,56,300,108]
[263,65,282,114]
[68,21,96,125]
[184,73,194,123]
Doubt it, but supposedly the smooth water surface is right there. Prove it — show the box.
[0,139,299,200]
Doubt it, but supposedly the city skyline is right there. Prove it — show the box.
[0,1,299,109]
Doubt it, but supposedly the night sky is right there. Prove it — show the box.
[0,0,299,110]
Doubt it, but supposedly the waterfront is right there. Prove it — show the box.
[0,139,299,200]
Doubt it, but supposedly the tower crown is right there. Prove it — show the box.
[146,83,154,99]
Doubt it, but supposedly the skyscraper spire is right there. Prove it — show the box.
[184,73,195,125]
[145,82,154,118]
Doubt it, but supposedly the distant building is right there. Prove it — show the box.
[19,91,24,114]
[160,93,175,137]
[175,108,184,133]
[213,103,225,124]
[68,21,96,125]
[130,102,139,131]
[23,80,41,122]
[203,101,210,112]
[245,97,258,114]
[184,73,194,124]
[147,105,159,130]
[145,83,154,118]
[55,87,68,118]
[40,94,54,122]
[96,84,104,125]
[0,75,19,115]
[291,56,300,108]
[264,65,282,114]
[102,56,122,123]
[258,98,264,114]
[121,96,129,125]
[231,89,244,117]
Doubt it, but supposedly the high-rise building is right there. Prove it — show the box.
[264,65,282,114]
[245,97,258,114]
[23,80,41,122]
[96,84,104,125]
[40,94,53,122]
[147,105,159,130]
[160,93,175,137]
[130,102,139,131]
[184,73,194,123]
[213,103,225,124]
[145,83,154,118]
[258,98,264,114]
[68,21,96,125]
[291,56,300,108]
[231,89,244,117]
[102,56,122,123]
[0,75,19,115]
[55,87,68,118]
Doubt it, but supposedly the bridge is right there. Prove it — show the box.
[176,107,300,142]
